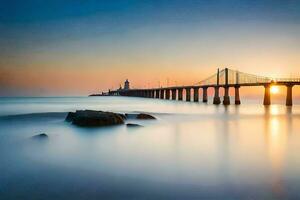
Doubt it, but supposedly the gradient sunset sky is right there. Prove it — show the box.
[0,0,300,96]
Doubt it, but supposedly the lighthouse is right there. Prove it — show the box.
[124,79,130,90]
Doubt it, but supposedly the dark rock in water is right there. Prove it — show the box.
[136,113,156,120]
[125,113,138,119]
[66,110,125,127]
[126,123,143,127]
[125,113,156,120]
[65,112,76,122]
[31,133,48,140]
[116,113,127,120]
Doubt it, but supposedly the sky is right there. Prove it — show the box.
[0,0,300,96]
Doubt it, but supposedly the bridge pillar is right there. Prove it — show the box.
[213,86,221,105]
[263,84,271,105]
[202,87,208,103]
[178,89,183,100]
[166,89,170,100]
[151,90,155,98]
[155,90,160,98]
[193,87,199,102]
[234,86,241,105]
[186,88,191,101]
[147,90,151,98]
[286,85,293,106]
[141,90,145,97]
[172,89,176,100]
[223,87,230,105]
[160,89,165,99]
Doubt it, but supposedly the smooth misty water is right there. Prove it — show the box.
[0,97,300,199]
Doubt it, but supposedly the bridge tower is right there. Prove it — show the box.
[235,71,241,105]
[223,68,230,105]
[124,79,130,90]
[213,68,221,105]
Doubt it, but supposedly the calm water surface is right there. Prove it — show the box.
[0,97,300,199]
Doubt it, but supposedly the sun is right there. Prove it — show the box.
[270,86,279,94]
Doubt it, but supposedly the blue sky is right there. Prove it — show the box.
[0,0,300,96]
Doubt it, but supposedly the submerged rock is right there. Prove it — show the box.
[31,133,48,140]
[126,123,143,127]
[136,113,156,120]
[125,113,156,120]
[66,110,125,127]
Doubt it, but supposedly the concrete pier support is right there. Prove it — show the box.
[213,86,221,105]
[193,87,199,102]
[144,90,148,98]
[151,90,155,98]
[202,87,208,103]
[172,89,176,100]
[178,89,183,101]
[286,85,293,106]
[155,90,160,98]
[166,89,170,100]
[160,90,165,99]
[186,88,191,101]
[148,90,152,98]
[263,84,271,105]
[145,91,148,98]
[223,87,230,105]
[234,86,241,105]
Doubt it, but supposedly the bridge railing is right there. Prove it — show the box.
[194,68,274,86]
[272,78,300,82]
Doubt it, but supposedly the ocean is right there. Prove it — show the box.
[0,96,300,199]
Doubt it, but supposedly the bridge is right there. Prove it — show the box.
[108,68,300,106]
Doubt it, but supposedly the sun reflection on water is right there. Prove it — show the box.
[265,106,288,198]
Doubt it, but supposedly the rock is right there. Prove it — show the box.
[125,113,138,119]
[136,113,156,120]
[126,123,143,127]
[65,112,76,122]
[66,110,125,127]
[125,113,156,120]
[116,113,127,120]
[31,133,48,140]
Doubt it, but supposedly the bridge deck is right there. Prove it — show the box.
[123,81,300,92]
